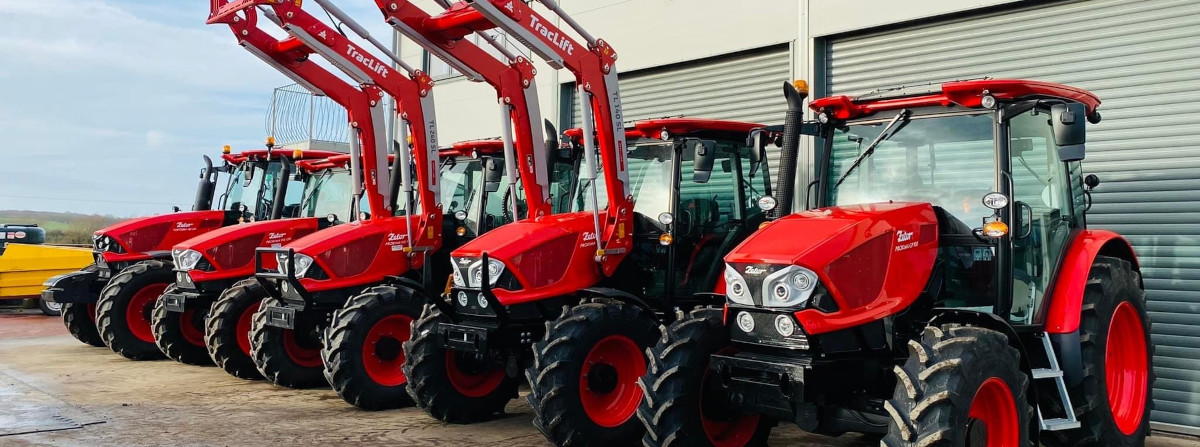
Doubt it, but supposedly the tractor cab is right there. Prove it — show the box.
[566,119,776,302]
[807,80,1100,326]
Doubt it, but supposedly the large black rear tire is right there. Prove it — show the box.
[249,297,326,388]
[322,285,423,410]
[151,285,213,366]
[638,307,772,447]
[61,302,104,347]
[403,304,518,423]
[883,325,1033,447]
[1042,256,1153,447]
[205,278,266,380]
[96,261,172,360]
[527,301,661,446]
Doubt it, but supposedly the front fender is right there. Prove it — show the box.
[1043,230,1140,334]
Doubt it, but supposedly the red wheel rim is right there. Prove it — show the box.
[578,335,645,428]
[444,351,505,398]
[179,308,206,347]
[282,328,322,368]
[87,302,97,323]
[361,314,413,387]
[700,348,760,447]
[1106,301,1149,435]
[235,302,258,357]
[967,377,1019,447]
[125,283,167,343]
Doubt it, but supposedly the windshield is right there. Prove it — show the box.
[300,168,354,221]
[223,161,282,221]
[572,143,674,216]
[827,112,996,225]
[440,157,487,237]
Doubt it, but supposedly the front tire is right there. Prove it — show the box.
[527,301,661,446]
[404,304,518,423]
[639,307,772,447]
[205,278,266,380]
[1042,256,1153,447]
[250,297,326,388]
[39,298,62,316]
[883,325,1033,447]
[96,260,172,360]
[61,302,104,347]
[151,285,213,365]
[322,285,423,410]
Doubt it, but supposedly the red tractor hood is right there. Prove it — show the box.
[453,212,601,305]
[175,217,321,279]
[726,202,941,335]
[96,210,227,257]
[277,216,428,291]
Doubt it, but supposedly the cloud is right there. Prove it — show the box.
[145,130,167,149]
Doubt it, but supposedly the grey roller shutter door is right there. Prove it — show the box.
[825,0,1200,434]
[566,45,792,178]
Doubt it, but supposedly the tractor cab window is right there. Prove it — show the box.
[549,155,580,213]
[1008,108,1075,324]
[300,168,354,222]
[224,161,271,221]
[439,157,514,237]
[827,112,1000,313]
[483,160,521,230]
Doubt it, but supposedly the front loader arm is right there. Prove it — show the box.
[380,0,553,219]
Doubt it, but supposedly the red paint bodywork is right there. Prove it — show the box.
[1043,230,1139,334]
[810,79,1101,120]
[95,210,227,264]
[725,203,939,335]
[272,217,423,294]
[178,217,322,284]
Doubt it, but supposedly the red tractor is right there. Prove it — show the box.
[637,80,1153,447]
[398,2,780,445]
[40,146,334,359]
[151,151,357,365]
[206,0,423,383]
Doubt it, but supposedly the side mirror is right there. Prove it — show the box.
[1084,174,1100,190]
[1051,103,1088,162]
[483,157,504,193]
[690,139,718,183]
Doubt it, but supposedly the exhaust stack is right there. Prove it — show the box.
[771,81,810,219]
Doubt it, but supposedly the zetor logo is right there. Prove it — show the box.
[346,45,388,78]
[387,233,407,242]
[529,15,575,55]
[897,230,914,243]
[744,266,767,275]
[175,222,196,230]
[582,232,597,241]
[267,232,287,240]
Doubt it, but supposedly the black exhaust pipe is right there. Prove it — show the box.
[388,139,405,213]
[192,155,218,211]
[771,82,809,219]
[269,157,293,220]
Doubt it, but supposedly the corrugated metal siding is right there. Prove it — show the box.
[565,45,791,178]
[826,0,1200,433]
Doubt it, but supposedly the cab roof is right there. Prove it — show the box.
[809,79,1101,120]
[439,139,505,158]
[220,148,344,164]
[563,117,768,140]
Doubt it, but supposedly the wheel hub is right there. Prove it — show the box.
[373,336,402,362]
[586,363,618,394]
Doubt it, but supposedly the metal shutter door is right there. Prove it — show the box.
[826,0,1200,434]
[566,45,792,178]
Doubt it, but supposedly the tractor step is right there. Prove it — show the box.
[1033,333,1080,432]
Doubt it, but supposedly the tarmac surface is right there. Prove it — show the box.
[0,307,1196,447]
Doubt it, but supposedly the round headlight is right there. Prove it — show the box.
[773,283,790,301]
[981,94,997,109]
[456,291,469,307]
[657,212,674,225]
[817,112,830,124]
[487,259,504,277]
[775,315,796,337]
[659,130,670,141]
[731,282,743,296]
[476,293,489,308]
[757,195,777,212]
[791,271,815,291]
[454,210,468,221]
[982,192,1009,210]
[452,270,465,287]
[736,311,755,333]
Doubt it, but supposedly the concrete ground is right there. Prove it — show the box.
[0,307,1196,447]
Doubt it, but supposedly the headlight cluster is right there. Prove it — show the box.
[450,257,506,288]
[725,263,820,308]
[276,253,314,278]
[93,234,123,253]
[172,249,205,270]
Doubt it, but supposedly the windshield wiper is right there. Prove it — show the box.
[833,109,912,188]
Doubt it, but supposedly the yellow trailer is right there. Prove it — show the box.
[0,243,93,314]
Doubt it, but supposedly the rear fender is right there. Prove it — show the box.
[1042,230,1139,334]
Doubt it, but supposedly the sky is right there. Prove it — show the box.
[0,0,394,217]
